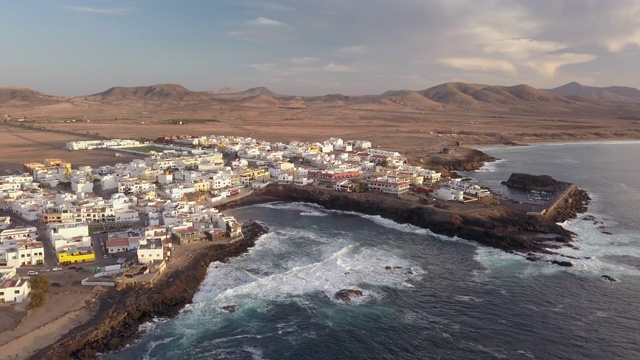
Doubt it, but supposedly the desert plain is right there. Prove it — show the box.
[2,82,640,173]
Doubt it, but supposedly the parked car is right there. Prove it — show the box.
[103,254,108,258]
[52,267,62,271]
[27,271,38,276]
[68,265,77,270]
[116,258,126,264]
[40,268,50,272]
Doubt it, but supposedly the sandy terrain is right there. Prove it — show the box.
[0,286,100,360]
[0,123,143,173]
[3,102,639,175]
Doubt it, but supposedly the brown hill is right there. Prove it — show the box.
[88,84,211,102]
[0,87,62,105]
[239,94,282,107]
[419,82,574,108]
[418,83,481,107]
[380,90,445,110]
[546,82,640,102]
[233,87,278,97]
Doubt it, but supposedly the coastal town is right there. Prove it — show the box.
[1,133,583,304]
[0,134,492,304]
[0,132,589,358]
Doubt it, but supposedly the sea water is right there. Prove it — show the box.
[105,141,640,360]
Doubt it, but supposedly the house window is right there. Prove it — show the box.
[15,290,20,294]
[0,292,3,295]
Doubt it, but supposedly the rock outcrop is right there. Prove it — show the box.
[502,173,562,192]
[334,289,363,303]
[429,148,497,172]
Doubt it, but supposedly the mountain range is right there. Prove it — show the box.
[2,82,640,113]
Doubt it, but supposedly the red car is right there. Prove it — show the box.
[68,265,77,270]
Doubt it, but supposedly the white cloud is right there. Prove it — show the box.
[291,57,320,64]
[606,30,640,53]
[61,5,135,15]
[247,17,284,26]
[339,45,374,55]
[525,53,598,77]
[323,63,357,72]
[439,57,517,73]
[249,63,277,71]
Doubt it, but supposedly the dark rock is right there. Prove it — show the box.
[222,305,238,313]
[602,275,617,282]
[551,260,574,267]
[502,173,560,192]
[526,253,540,262]
[385,266,392,270]
[602,231,613,235]
[334,289,363,303]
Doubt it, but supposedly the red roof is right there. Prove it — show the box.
[173,226,200,235]
[106,238,129,248]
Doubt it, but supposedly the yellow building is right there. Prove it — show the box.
[24,159,72,176]
[58,248,96,264]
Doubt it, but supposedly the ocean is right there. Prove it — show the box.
[104,141,640,360]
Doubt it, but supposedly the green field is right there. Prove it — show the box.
[122,145,167,153]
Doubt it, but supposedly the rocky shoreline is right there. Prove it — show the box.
[236,184,588,257]
[31,221,268,360]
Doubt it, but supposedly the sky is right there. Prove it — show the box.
[2,0,640,96]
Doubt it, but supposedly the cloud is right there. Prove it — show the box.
[606,30,640,53]
[525,53,598,77]
[249,63,277,71]
[291,57,319,64]
[247,17,284,26]
[339,45,374,55]
[323,63,357,72]
[439,57,517,73]
[61,5,135,15]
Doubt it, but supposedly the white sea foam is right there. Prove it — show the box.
[141,336,177,360]
[476,159,506,173]
[453,295,484,302]
[192,226,425,313]
[299,211,328,217]
[255,201,326,212]
[473,211,640,279]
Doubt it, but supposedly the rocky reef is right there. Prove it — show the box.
[32,221,268,360]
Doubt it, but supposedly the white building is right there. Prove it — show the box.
[71,178,94,194]
[0,267,31,303]
[115,209,140,223]
[434,187,464,202]
[0,227,38,245]
[137,238,165,264]
[48,223,91,252]
[1,241,45,267]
